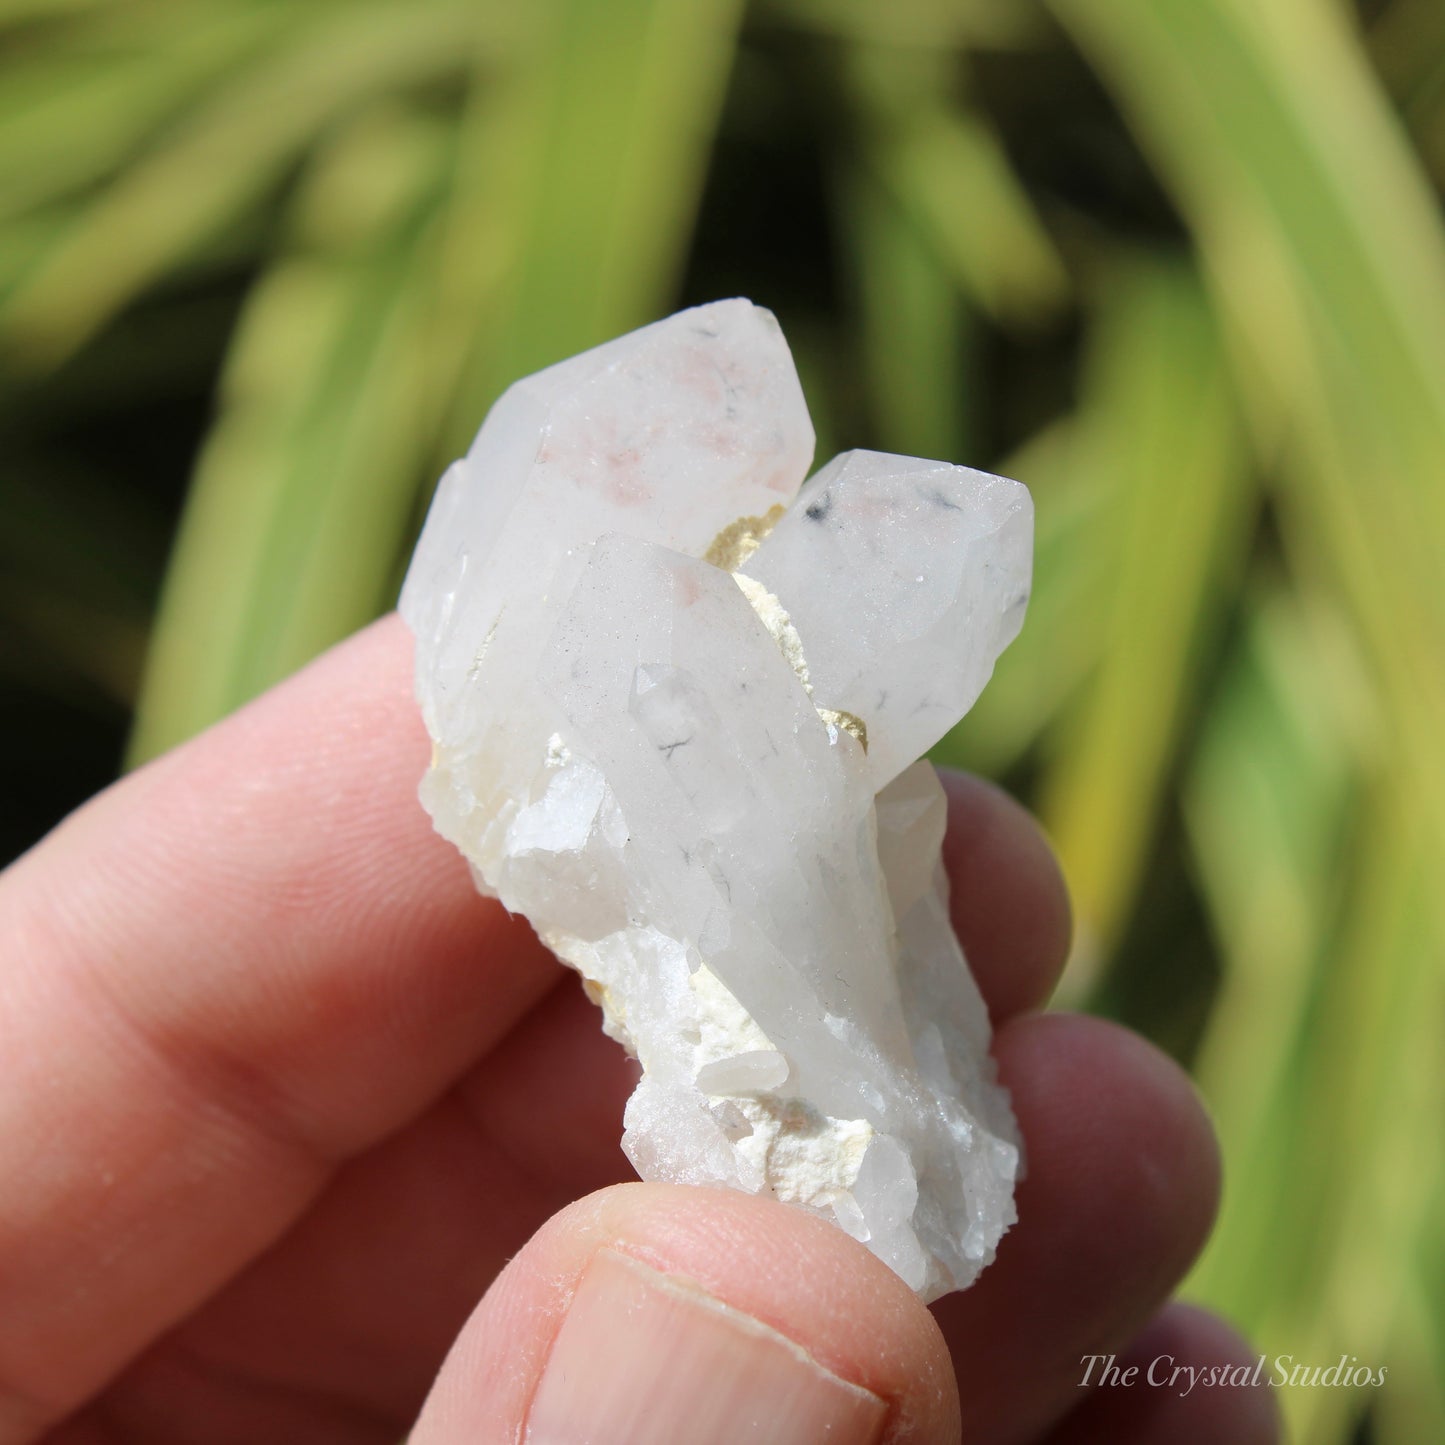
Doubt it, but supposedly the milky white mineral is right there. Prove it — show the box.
[400,299,1033,1301]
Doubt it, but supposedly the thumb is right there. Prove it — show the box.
[409,1181,960,1444]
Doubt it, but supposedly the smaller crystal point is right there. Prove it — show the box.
[401,299,1033,1300]
[740,449,1032,790]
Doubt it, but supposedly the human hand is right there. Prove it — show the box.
[0,615,1277,1444]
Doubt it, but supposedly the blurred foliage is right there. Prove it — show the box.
[2,1,1443,1439]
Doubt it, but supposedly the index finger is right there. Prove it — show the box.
[0,614,558,1437]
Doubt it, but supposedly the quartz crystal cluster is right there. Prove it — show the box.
[400,299,1033,1300]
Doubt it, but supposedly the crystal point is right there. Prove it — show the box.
[401,300,1032,1300]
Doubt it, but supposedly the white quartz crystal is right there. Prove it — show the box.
[400,299,1033,1300]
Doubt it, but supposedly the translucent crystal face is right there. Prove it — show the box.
[400,298,1033,1301]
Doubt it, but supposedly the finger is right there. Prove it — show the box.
[53,979,635,1445]
[0,615,560,1437]
[938,768,1072,1021]
[932,1013,1222,1444]
[411,1181,958,1445]
[1041,1303,1279,1444]
[49,770,1072,1439]
[65,997,1194,1438]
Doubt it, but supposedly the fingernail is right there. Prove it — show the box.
[526,1248,888,1445]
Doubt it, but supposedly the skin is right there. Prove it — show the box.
[0,614,1278,1444]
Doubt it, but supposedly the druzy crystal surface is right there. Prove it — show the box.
[400,299,1033,1300]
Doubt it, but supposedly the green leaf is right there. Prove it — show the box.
[1037,258,1252,978]
[0,204,69,299]
[1376,1249,1445,1445]
[1293,810,1444,1445]
[1182,585,1361,1331]
[0,0,502,367]
[835,158,971,463]
[125,109,451,761]
[1050,0,1445,847]
[845,47,1069,327]
[0,0,114,24]
[1182,581,1445,1444]
[0,2,289,223]
[1042,16,1445,1425]
[761,0,1044,50]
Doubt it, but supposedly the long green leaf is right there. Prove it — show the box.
[0,0,501,368]
[0,0,111,22]
[763,0,1041,48]
[1377,1244,1445,1445]
[1180,583,1445,1443]
[1271,788,1441,1444]
[1049,10,1445,1433]
[125,107,451,761]
[1038,259,1251,980]
[1051,0,1445,836]
[1182,585,1360,1331]
[0,3,287,222]
[835,159,971,463]
[844,47,1068,328]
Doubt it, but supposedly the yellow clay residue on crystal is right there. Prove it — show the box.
[703,503,786,571]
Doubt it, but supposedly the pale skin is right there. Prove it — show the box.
[0,614,1279,1443]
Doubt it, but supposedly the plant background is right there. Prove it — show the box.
[2,2,1442,1440]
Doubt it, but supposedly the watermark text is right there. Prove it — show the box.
[1079,1353,1387,1397]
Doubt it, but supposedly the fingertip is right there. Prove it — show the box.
[412,1182,959,1445]
[998,1014,1222,1304]
[938,769,1073,1021]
